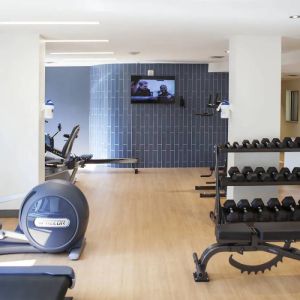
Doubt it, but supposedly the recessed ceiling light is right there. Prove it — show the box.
[289,15,300,19]
[0,21,100,25]
[62,58,117,61]
[50,52,114,55]
[210,55,225,59]
[129,51,140,55]
[44,39,109,43]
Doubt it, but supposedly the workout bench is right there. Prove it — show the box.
[0,265,75,300]
[193,222,300,281]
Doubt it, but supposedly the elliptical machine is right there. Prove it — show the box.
[0,180,89,260]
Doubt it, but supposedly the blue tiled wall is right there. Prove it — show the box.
[90,64,228,167]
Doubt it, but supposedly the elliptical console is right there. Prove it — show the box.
[0,180,89,260]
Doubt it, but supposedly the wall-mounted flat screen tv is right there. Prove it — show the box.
[131,75,176,103]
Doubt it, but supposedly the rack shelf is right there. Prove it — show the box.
[218,146,300,153]
[220,178,300,187]
[213,139,300,225]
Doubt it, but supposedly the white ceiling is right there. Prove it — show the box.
[1,0,300,71]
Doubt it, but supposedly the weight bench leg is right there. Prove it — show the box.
[193,243,241,282]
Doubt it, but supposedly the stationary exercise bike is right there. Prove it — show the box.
[45,123,62,154]
[0,179,89,260]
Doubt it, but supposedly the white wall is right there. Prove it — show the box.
[228,35,281,201]
[0,33,45,209]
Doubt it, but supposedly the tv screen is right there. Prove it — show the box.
[131,75,176,103]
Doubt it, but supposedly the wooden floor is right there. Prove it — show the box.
[2,167,300,299]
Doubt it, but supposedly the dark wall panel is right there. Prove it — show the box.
[90,64,228,167]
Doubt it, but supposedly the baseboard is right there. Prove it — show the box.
[0,210,19,218]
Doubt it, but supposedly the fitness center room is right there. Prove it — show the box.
[2,1,300,300]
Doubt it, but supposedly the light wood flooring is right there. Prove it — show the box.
[2,167,300,300]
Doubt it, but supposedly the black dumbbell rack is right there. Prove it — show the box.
[213,144,300,225]
[193,142,300,282]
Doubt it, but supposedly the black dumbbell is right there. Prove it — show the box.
[251,198,272,222]
[228,167,245,181]
[271,138,284,148]
[282,137,296,148]
[281,196,300,221]
[279,167,297,181]
[267,198,289,221]
[252,139,264,148]
[232,142,244,149]
[223,142,232,149]
[241,166,258,181]
[223,200,241,223]
[261,138,275,148]
[254,167,271,181]
[294,137,300,147]
[237,199,255,222]
[242,140,254,149]
[292,167,300,179]
[267,167,285,181]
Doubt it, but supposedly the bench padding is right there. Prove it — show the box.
[255,222,300,242]
[0,266,74,300]
[216,222,300,243]
[216,223,253,243]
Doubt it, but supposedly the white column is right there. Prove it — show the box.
[0,33,45,210]
[228,35,281,201]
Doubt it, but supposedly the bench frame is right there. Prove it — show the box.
[192,228,300,281]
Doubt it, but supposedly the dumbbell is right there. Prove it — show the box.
[267,167,285,181]
[282,137,296,148]
[237,199,255,222]
[267,198,289,221]
[261,138,275,148]
[294,137,300,147]
[232,142,243,149]
[251,198,272,222]
[279,167,297,181]
[252,139,264,148]
[271,138,284,148]
[241,166,258,181]
[223,200,241,223]
[242,140,254,149]
[223,142,232,149]
[228,167,245,181]
[292,167,300,179]
[281,196,300,221]
[254,167,271,181]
